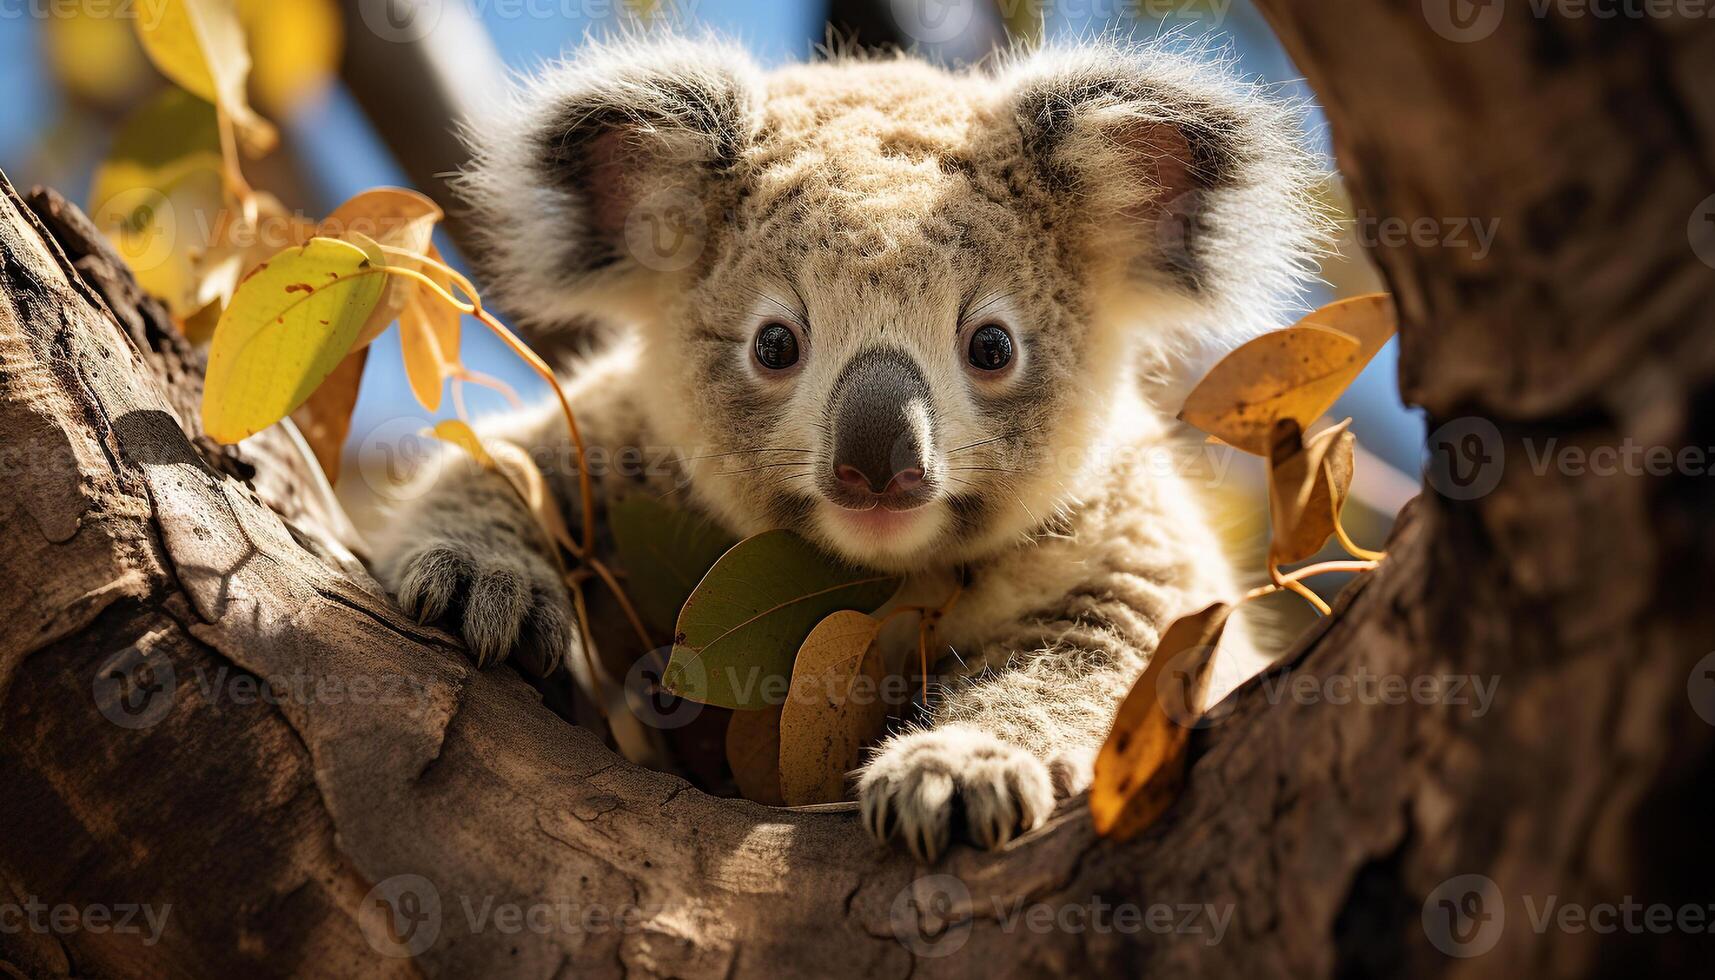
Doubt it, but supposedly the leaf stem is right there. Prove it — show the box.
[588,556,655,654]
[215,107,258,227]
[377,253,597,558]
[1334,516,1387,563]
[473,305,596,555]
[451,367,525,409]
[567,578,610,720]
[1245,559,1380,613]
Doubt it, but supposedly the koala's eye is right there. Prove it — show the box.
[754,322,801,371]
[967,324,1015,372]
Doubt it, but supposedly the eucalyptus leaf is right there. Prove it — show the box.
[200,235,387,443]
[665,530,900,709]
[610,496,739,634]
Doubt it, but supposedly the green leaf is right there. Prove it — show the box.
[201,235,387,443]
[610,496,739,634]
[665,531,900,710]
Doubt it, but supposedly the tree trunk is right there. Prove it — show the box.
[3,5,1712,978]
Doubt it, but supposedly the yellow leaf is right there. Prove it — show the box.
[239,0,342,116]
[727,706,785,805]
[318,187,444,349]
[1179,293,1397,455]
[90,89,225,316]
[428,419,495,470]
[200,236,387,443]
[43,6,149,106]
[1090,603,1230,841]
[190,190,316,323]
[135,0,277,152]
[290,348,367,484]
[1267,418,1358,565]
[778,611,889,806]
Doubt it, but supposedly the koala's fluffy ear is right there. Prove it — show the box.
[459,37,763,327]
[1001,42,1325,335]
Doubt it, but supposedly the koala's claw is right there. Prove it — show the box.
[389,539,574,676]
[858,727,1055,862]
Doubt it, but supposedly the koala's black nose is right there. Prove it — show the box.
[829,347,931,499]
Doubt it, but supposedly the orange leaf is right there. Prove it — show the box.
[318,188,443,349]
[422,243,462,360]
[398,290,448,411]
[1266,418,1358,564]
[394,242,464,412]
[1179,293,1396,455]
[1090,603,1230,840]
[486,440,577,558]
[778,611,889,806]
[289,347,366,483]
[727,705,785,805]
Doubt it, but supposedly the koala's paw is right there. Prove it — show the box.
[858,726,1054,862]
[386,537,574,676]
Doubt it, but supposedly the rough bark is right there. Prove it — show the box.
[3,6,1713,979]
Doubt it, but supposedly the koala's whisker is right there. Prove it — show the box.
[983,476,1040,528]
[718,461,816,477]
[679,447,814,462]
[946,424,1041,456]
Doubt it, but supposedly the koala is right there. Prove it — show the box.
[371,35,1324,862]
